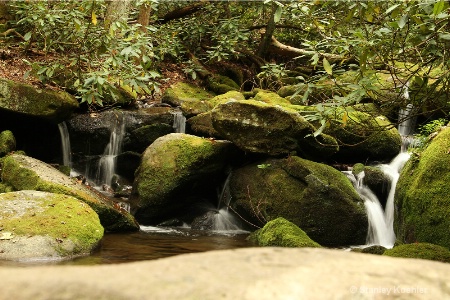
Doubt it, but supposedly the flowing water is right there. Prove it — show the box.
[96,114,126,186]
[173,110,186,133]
[57,122,72,167]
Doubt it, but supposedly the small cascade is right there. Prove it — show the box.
[398,82,418,151]
[213,172,241,231]
[172,110,186,133]
[96,114,126,186]
[345,152,410,248]
[57,122,72,167]
[192,172,243,232]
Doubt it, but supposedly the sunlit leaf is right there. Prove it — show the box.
[323,57,332,75]
[274,5,282,23]
[91,11,97,25]
[433,0,445,16]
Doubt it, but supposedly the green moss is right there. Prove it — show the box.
[352,163,365,175]
[0,130,16,157]
[1,154,139,232]
[395,127,450,248]
[361,245,387,255]
[0,191,103,255]
[253,90,292,106]
[249,217,321,247]
[208,90,245,108]
[383,243,450,263]
[0,78,78,124]
[0,182,14,193]
[231,157,367,246]
[206,74,240,94]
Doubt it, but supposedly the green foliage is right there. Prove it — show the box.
[10,0,161,107]
[256,63,288,91]
[418,118,448,137]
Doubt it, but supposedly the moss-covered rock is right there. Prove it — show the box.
[383,243,450,263]
[206,74,240,94]
[161,82,215,116]
[230,156,368,246]
[187,112,221,138]
[0,78,79,124]
[395,126,450,248]
[1,154,139,232]
[325,111,402,163]
[130,133,237,223]
[0,190,103,260]
[361,245,387,255]
[128,123,173,153]
[208,90,245,108]
[352,164,390,206]
[253,90,292,106]
[211,99,338,160]
[249,217,321,248]
[0,130,15,157]
[249,218,321,248]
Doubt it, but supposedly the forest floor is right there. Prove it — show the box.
[0,45,190,104]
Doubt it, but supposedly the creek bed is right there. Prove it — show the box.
[0,227,253,267]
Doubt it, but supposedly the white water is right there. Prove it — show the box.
[58,122,72,167]
[345,152,410,248]
[172,110,186,133]
[96,115,126,186]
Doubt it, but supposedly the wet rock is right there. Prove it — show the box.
[230,156,368,246]
[130,133,237,224]
[211,99,338,160]
[0,190,103,261]
[1,154,139,232]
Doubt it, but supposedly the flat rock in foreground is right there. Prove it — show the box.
[0,247,448,299]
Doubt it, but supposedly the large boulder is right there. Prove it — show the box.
[211,99,338,160]
[1,247,450,299]
[161,82,215,116]
[324,110,402,163]
[0,130,15,157]
[0,190,103,261]
[1,154,139,232]
[130,133,238,224]
[249,217,321,248]
[0,78,79,123]
[395,126,450,248]
[229,156,368,246]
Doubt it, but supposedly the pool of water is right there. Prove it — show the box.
[0,226,254,267]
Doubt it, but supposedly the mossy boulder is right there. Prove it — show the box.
[206,74,240,94]
[395,126,450,248]
[383,243,450,263]
[0,130,15,157]
[249,217,321,248]
[0,78,79,124]
[128,123,173,153]
[1,154,139,232]
[252,90,292,106]
[0,190,103,260]
[211,99,338,160]
[130,133,238,224]
[161,82,215,116]
[187,112,221,138]
[230,156,368,246]
[325,111,402,163]
[208,90,245,107]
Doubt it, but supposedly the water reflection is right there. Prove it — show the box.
[0,228,253,267]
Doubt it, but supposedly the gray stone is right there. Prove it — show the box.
[0,247,448,299]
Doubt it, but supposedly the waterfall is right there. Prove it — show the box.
[345,153,410,248]
[58,122,72,167]
[96,114,126,186]
[172,110,186,133]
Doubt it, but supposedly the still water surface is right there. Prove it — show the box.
[1,226,253,267]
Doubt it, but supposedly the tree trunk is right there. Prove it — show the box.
[104,0,132,27]
[159,1,208,24]
[137,3,152,32]
[256,3,278,59]
[269,36,349,64]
